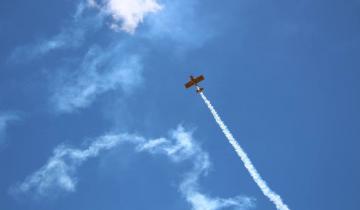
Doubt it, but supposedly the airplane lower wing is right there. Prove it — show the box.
[185,81,195,88]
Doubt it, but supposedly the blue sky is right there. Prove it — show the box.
[1,0,359,210]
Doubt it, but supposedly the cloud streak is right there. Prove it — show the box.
[10,3,103,62]
[0,113,19,144]
[200,92,290,210]
[11,133,144,196]
[13,126,254,209]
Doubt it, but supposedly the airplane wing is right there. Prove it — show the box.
[184,75,205,88]
[194,75,205,83]
[185,80,195,88]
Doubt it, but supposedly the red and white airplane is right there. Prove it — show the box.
[184,75,204,93]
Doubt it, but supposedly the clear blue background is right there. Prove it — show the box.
[0,0,359,210]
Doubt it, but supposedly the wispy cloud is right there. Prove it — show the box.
[9,0,212,114]
[10,133,144,196]
[10,29,84,62]
[50,44,143,113]
[137,126,197,162]
[88,0,163,34]
[0,113,19,144]
[180,153,255,210]
[12,125,255,209]
[139,126,255,210]
[9,3,103,62]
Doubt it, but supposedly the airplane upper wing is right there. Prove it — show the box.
[194,75,205,83]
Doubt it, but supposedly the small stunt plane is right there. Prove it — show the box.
[184,75,205,93]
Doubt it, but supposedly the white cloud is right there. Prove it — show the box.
[50,45,143,113]
[89,0,163,34]
[12,125,254,210]
[88,0,212,47]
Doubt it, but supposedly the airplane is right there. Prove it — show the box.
[184,75,205,93]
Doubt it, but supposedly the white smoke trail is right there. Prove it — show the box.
[199,92,290,210]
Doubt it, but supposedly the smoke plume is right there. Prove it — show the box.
[199,92,290,210]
